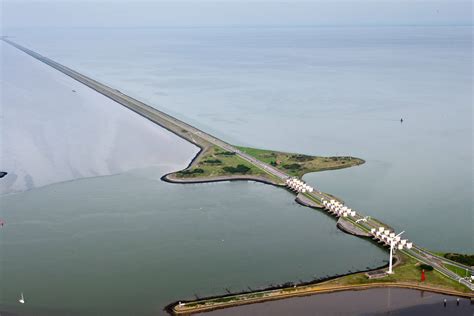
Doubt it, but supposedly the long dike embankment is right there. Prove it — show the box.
[3,37,292,183]
[168,281,474,315]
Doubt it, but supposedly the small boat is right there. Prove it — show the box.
[19,292,25,304]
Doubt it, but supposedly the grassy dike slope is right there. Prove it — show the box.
[324,253,469,293]
[171,252,472,315]
[165,145,365,184]
[237,146,365,177]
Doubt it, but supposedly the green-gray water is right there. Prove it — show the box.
[1,168,386,315]
[1,25,472,315]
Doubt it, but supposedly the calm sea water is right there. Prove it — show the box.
[0,41,199,194]
[0,169,386,315]
[5,26,471,250]
[0,26,472,315]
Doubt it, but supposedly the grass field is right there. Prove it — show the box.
[236,146,365,177]
[172,145,279,181]
[444,263,470,278]
[171,145,365,182]
[324,253,469,293]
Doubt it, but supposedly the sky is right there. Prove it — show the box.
[1,0,472,30]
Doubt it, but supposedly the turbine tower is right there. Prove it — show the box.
[388,231,404,274]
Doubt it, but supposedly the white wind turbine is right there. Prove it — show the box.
[388,231,405,274]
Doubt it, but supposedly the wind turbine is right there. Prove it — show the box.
[388,231,404,274]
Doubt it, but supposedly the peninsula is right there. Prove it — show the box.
[164,145,364,185]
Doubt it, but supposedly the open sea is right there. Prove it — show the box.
[0,26,472,315]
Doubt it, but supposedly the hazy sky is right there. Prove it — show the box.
[1,0,472,30]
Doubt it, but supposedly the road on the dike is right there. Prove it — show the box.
[3,38,472,292]
[1,38,289,183]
